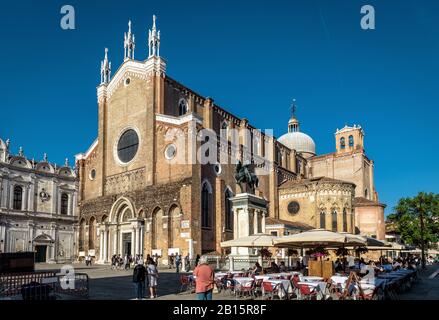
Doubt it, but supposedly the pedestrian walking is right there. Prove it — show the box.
[147,258,159,298]
[132,261,146,300]
[184,254,190,272]
[124,254,130,270]
[193,256,214,300]
[175,254,182,273]
[169,253,175,269]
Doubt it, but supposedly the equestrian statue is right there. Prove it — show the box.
[235,160,259,193]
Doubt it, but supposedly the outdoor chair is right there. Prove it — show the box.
[253,279,264,298]
[234,280,255,299]
[290,275,301,299]
[299,284,318,300]
[225,276,236,294]
[262,282,282,300]
[179,275,194,294]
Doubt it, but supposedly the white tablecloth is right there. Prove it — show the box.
[264,279,292,299]
[233,277,254,287]
[302,276,324,282]
[297,281,327,299]
[330,275,348,288]
[215,272,228,279]
[254,275,272,281]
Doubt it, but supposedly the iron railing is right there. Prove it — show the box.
[0,271,89,300]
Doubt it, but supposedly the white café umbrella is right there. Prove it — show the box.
[340,232,370,247]
[274,229,366,248]
[220,233,279,248]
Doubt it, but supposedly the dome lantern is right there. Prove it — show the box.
[278,100,316,157]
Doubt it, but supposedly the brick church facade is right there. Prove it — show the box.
[75,17,384,264]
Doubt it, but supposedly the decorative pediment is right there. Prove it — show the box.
[97,57,166,103]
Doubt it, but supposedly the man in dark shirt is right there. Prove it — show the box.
[133,261,147,300]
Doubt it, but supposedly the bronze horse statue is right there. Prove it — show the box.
[235,160,259,193]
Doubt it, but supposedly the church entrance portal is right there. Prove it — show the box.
[35,245,47,263]
[122,233,132,256]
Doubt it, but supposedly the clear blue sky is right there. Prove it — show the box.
[1,0,438,215]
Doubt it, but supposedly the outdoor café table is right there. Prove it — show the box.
[233,277,254,287]
[302,276,324,282]
[360,278,387,289]
[330,275,348,289]
[297,281,327,299]
[265,273,282,279]
[215,272,228,279]
[268,272,297,278]
[265,279,292,299]
[254,275,273,281]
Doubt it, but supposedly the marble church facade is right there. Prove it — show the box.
[0,139,78,263]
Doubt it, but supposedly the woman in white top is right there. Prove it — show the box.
[147,258,159,298]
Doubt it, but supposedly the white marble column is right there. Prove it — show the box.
[103,230,108,262]
[51,181,57,214]
[112,227,117,255]
[131,229,135,256]
[119,231,123,255]
[134,227,139,255]
[1,178,8,208]
[139,225,144,256]
[99,230,104,262]
[72,192,77,217]
[9,184,14,208]
[0,223,6,252]
[253,209,258,235]
[233,209,238,239]
[28,182,35,212]
[262,212,266,234]
[23,186,29,211]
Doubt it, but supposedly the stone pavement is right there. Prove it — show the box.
[35,262,234,300]
[398,264,439,300]
[34,262,439,300]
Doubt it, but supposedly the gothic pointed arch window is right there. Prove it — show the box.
[178,98,188,116]
[13,185,23,210]
[320,211,326,229]
[343,208,348,232]
[201,182,212,228]
[60,193,69,215]
[221,121,228,141]
[349,135,354,147]
[225,188,233,231]
[331,210,338,232]
[89,217,97,249]
[79,218,86,251]
[340,137,346,149]
[253,135,260,156]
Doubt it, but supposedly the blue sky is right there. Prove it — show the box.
[1,0,438,215]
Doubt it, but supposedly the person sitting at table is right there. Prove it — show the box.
[279,261,287,273]
[251,262,263,275]
[270,261,280,273]
[334,259,343,273]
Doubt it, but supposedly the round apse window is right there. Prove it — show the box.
[165,144,176,160]
[89,169,96,180]
[287,201,300,215]
[117,129,139,163]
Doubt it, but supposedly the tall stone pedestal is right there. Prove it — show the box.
[229,193,268,271]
